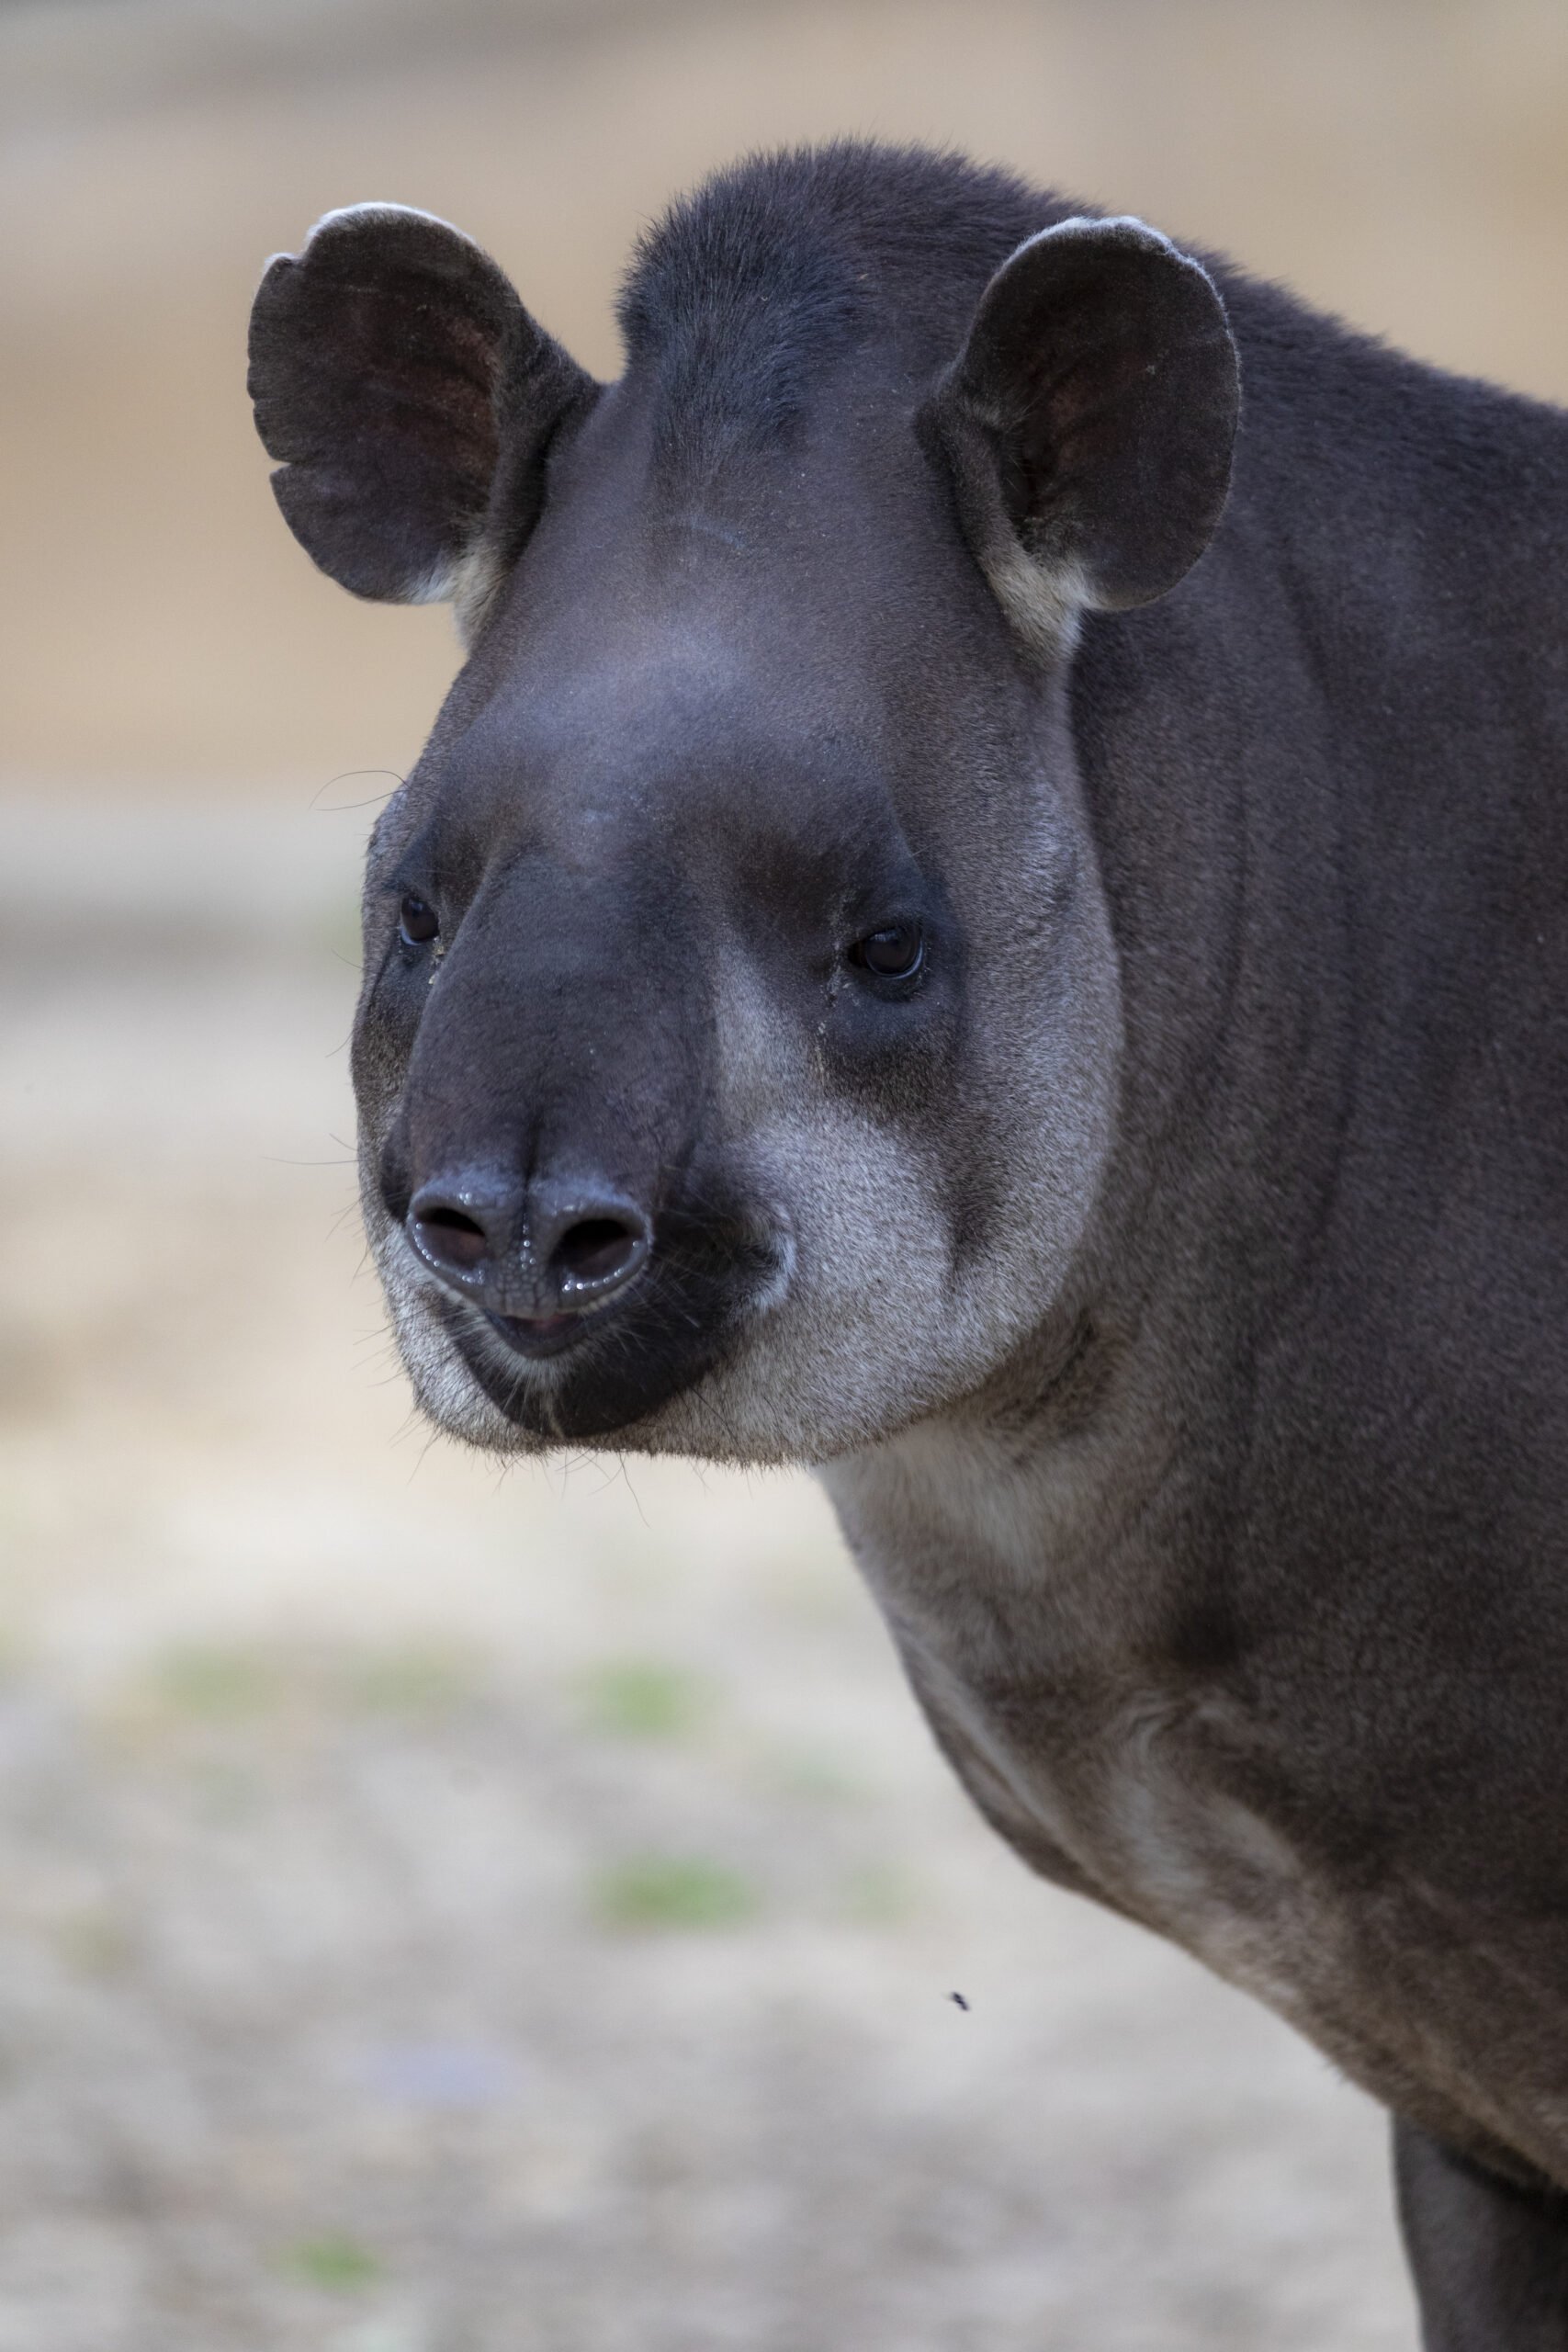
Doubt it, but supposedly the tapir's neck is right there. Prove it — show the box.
[817,554,1362,1807]
[815,1306,1249,1939]
[818,1275,1196,1695]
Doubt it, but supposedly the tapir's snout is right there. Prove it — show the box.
[405,1163,654,1343]
[358,847,789,1434]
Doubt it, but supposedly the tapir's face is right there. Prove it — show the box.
[250,167,1236,1461]
[353,452,1120,1460]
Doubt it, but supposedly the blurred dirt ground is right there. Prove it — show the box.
[0,796,1416,2349]
[6,0,1567,2342]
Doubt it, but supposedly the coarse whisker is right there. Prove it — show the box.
[616,1454,650,1528]
[309,767,405,814]
[404,1426,444,1484]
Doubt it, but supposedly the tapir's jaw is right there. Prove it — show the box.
[449,1267,729,1442]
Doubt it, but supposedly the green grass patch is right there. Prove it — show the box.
[837,1862,920,1927]
[773,1748,863,1802]
[578,1659,711,1740]
[345,1645,476,1717]
[592,1855,757,1931]
[151,1645,282,1720]
[283,2233,381,2293]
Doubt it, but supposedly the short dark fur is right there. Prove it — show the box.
[615,143,1052,468]
[252,142,1568,2343]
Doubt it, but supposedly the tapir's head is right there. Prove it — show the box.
[249,147,1236,1463]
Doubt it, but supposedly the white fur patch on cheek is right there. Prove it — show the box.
[688,956,958,1443]
[667,944,1066,1459]
[692,1097,966,1455]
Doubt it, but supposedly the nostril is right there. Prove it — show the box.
[409,1177,649,1311]
[552,1214,649,1290]
[411,1202,490,1272]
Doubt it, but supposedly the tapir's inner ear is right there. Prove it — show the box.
[926,216,1239,653]
[248,203,596,635]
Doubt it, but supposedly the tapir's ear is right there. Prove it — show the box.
[248,203,596,634]
[927,216,1238,653]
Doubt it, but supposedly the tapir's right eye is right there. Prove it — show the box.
[399,894,439,946]
[849,920,925,983]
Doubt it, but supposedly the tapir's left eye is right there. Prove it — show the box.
[399,894,439,946]
[850,922,925,982]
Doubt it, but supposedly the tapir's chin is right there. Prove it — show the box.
[452,1290,724,1441]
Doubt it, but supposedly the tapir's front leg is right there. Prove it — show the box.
[1395,2118,1568,2348]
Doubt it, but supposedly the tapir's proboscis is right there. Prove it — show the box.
[249,143,1568,2343]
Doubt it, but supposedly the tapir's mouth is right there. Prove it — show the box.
[406,1202,794,1442]
[483,1306,601,1360]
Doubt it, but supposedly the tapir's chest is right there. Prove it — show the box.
[819,1424,1568,2184]
[818,1428,1317,2006]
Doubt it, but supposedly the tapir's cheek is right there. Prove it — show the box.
[739,1095,949,1312]
[817,984,959,1124]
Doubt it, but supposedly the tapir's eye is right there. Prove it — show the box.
[399,894,439,946]
[850,922,925,982]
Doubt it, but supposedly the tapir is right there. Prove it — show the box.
[248,142,1568,2343]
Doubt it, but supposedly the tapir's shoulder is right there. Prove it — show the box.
[1202,256,1568,616]
[822,1397,1568,2183]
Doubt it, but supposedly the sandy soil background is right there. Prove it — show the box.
[4,2,1567,2343]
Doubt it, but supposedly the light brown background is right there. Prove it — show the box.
[6,0,1568,792]
[1,6,1563,2346]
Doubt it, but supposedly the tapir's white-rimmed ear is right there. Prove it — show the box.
[926,215,1238,656]
[247,203,596,637]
